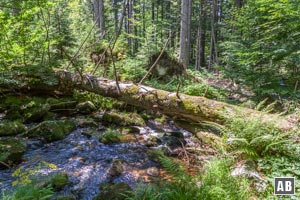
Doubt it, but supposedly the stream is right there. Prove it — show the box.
[0,118,195,200]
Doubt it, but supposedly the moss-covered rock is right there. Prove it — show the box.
[82,129,99,138]
[102,111,145,126]
[26,120,76,142]
[0,121,26,136]
[196,131,224,150]
[75,117,98,128]
[0,138,26,168]
[76,101,97,114]
[24,104,51,123]
[93,182,131,200]
[108,159,123,177]
[51,173,69,191]
[47,97,77,111]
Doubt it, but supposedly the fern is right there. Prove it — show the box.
[225,113,291,159]
[262,100,277,113]
[255,98,268,111]
[158,156,191,184]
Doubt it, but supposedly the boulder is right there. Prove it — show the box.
[47,97,77,111]
[0,121,26,136]
[75,117,98,128]
[51,173,69,191]
[196,131,224,150]
[76,101,97,114]
[24,104,50,123]
[26,120,76,142]
[0,138,26,168]
[102,111,145,126]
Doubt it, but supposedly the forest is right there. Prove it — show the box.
[0,0,299,199]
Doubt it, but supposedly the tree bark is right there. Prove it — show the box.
[55,71,290,130]
[93,0,105,39]
[195,0,206,70]
[179,0,192,69]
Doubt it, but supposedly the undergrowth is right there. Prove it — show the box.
[127,157,252,200]
[73,90,117,110]
[225,113,291,160]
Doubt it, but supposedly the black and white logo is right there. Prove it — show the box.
[274,177,295,195]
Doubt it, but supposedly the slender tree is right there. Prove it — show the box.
[195,0,206,70]
[93,0,105,39]
[179,0,192,69]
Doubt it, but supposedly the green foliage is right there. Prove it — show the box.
[127,157,252,200]
[221,0,300,97]
[225,114,290,159]
[117,58,147,82]
[50,173,69,191]
[73,90,117,110]
[199,159,251,200]
[256,140,300,199]
[99,128,121,144]
[145,78,179,92]
[2,161,58,200]
[12,161,57,186]
[1,184,54,200]
[183,83,225,100]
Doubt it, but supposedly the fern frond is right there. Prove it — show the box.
[249,134,273,146]
[236,147,258,159]
[262,100,277,113]
[226,138,249,147]
[158,156,185,178]
[263,140,291,154]
[255,98,268,111]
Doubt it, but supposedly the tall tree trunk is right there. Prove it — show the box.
[196,0,206,70]
[127,0,133,54]
[93,0,105,39]
[179,0,192,69]
[132,0,139,54]
[234,0,244,8]
[113,0,119,34]
[208,0,218,70]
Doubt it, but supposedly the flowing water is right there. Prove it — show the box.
[0,120,194,200]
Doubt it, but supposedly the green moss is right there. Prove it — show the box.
[51,173,69,191]
[125,85,139,94]
[82,129,99,138]
[0,121,26,136]
[26,120,76,142]
[0,138,26,168]
[93,182,131,200]
[2,96,24,108]
[75,117,98,128]
[102,111,145,126]
[181,98,199,113]
[155,115,168,123]
[24,104,50,123]
[76,101,97,114]
[4,111,23,121]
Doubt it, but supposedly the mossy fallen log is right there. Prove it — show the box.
[56,71,291,130]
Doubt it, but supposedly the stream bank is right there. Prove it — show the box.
[0,94,214,200]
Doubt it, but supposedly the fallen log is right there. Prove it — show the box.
[56,71,292,131]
